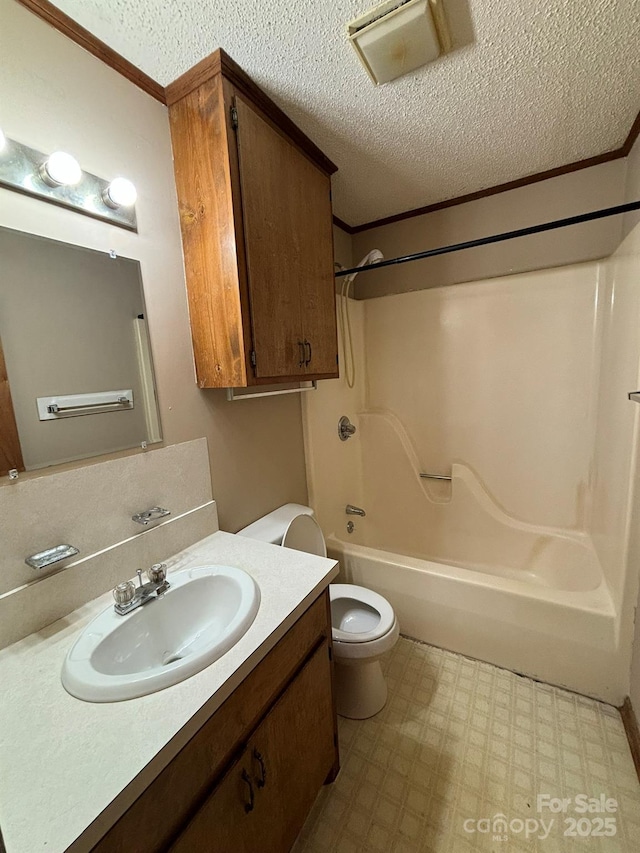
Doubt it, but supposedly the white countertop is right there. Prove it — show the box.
[0,531,338,853]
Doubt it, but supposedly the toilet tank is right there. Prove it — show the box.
[236,503,315,545]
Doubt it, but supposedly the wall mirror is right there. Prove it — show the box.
[0,227,162,476]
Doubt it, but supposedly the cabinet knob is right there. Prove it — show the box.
[241,768,254,813]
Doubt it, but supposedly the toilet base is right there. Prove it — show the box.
[334,657,388,719]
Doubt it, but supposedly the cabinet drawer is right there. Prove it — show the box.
[169,640,335,853]
[91,592,330,853]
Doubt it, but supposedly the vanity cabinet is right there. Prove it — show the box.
[90,591,338,853]
[170,642,334,852]
[167,50,339,389]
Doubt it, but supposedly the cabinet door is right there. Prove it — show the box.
[297,205,338,378]
[249,641,336,850]
[169,744,263,853]
[170,641,335,853]
[235,95,336,380]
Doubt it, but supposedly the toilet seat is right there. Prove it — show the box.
[281,513,327,557]
[330,584,395,643]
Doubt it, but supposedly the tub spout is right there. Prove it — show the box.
[346,504,366,517]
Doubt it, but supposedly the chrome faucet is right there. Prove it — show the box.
[346,504,366,517]
[113,564,170,615]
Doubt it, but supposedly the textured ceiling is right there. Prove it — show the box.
[48,0,640,226]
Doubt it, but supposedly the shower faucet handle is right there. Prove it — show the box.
[338,416,356,441]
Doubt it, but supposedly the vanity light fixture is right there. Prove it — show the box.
[0,132,137,231]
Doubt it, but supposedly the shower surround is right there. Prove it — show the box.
[304,206,640,705]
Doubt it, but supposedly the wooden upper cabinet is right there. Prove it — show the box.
[167,50,339,388]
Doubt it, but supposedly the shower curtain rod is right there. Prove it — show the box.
[334,200,640,278]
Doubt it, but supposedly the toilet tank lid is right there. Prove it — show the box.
[236,503,315,545]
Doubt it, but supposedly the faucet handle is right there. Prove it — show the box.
[338,416,357,441]
[147,563,167,583]
[113,580,136,606]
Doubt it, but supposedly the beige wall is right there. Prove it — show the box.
[622,136,640,239]
[0,0,307,531]
[351,159,626,299]
[332,224,353,280]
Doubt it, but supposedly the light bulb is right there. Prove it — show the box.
[42,151,82,186]
[105,177,137,208]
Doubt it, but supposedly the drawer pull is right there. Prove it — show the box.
[298,341,305,368]
[304,340,312,366]
[253,748,267,788]
[241,768,254,813]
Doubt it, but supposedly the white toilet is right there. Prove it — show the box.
[238,503,399,719]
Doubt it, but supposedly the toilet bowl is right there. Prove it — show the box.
[237,504,399,719]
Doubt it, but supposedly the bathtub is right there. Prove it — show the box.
[327,535,621,703]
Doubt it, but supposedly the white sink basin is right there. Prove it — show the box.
[62,565,260,702]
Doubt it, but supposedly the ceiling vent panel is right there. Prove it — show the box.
[347,0,444,86]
